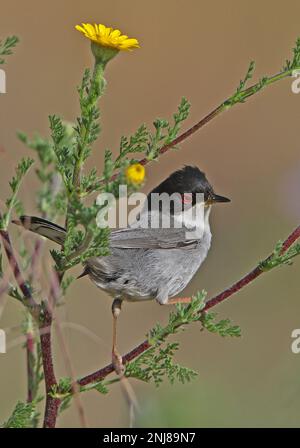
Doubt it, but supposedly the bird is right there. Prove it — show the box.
[14,166,230,373]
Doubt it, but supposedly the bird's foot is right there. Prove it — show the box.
[112,349,125,376]
[167,297,192,305]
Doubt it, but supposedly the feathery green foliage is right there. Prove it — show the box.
[200,313,241,337]
[0,35,19,64]
[126,342,198,387]
[260,240,300,271]
[52,376,110,413]
[2,401,37,428]
[224,40,300,109]
[125,291,240,385]
[0,157,34,230]
[283,37,300,71]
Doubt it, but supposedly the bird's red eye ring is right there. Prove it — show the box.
[182,193,193,204]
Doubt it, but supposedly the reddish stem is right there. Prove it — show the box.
[280,225,300,253]
[25,239,44,404]
[0,228,37,308]
[39,309,60,428]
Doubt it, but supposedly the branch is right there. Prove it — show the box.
[38,309,60,428]
[205,225,300,311]
[78,224,300,387]
[0,217,38,311]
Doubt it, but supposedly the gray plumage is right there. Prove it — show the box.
[14,166,230,305]
[86,210,212,304]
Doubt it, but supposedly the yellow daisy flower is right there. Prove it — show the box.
[126,163,145,184]
[75,23,140,51]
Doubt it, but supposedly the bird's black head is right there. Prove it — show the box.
[148,166,230,206]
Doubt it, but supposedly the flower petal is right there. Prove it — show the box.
[75,23,139,51]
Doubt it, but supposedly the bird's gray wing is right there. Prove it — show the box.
[14,216,199,250]
[109,227,199,249]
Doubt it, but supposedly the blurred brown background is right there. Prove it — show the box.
[1,0,300,427]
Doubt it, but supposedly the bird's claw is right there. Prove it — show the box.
[112,350,125,376]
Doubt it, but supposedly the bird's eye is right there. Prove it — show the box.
[182,193,193,204]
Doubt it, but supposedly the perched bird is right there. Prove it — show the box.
[14,166,230,373]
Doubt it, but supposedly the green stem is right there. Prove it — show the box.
[65,60,105,237]
[72,60,105,192]
[224,68,298,108]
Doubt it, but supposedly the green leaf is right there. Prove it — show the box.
[125,342,197,387]
[115,124,150,168]
[200,312,241,337]
[2,401,36,428]
[148,290,207,345]
[0,35,19,65]
[0,157,34,230]
[92,382,109,394]
[147,97,191,159]
[283,37,300,71]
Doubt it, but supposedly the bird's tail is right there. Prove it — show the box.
[12,216,66,245]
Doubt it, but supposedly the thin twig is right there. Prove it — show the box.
[0,216,39,311]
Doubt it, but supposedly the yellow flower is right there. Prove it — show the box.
[75,23,140,51]
[126,164,145,184]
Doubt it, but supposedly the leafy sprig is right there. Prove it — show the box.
[2,401,37,428]
[260,240,300,271]
[125,342,197,387]
[124,291,240,386]
[52,376,110,413]
[224,60,267,107]
[283,37,300,71]
[115,124,149,168]
[0,157,34,230]
[74,68,102,167]
[200,313,241,337]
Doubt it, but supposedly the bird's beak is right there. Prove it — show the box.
[207,194,231,205]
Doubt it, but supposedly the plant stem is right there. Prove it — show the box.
[0,217,39,311]
[39,308,60,428]
[72,61,104,190]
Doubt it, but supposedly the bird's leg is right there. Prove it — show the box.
[111,298,124,375]
[165,297,192,305]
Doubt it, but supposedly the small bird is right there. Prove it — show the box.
[14,166,230,373]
